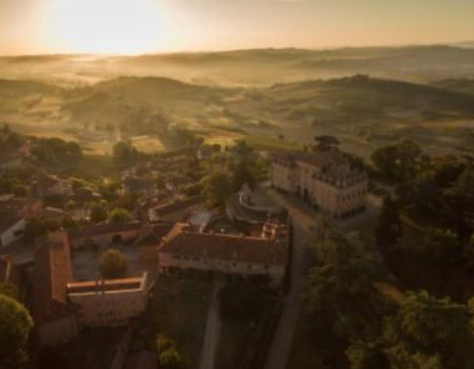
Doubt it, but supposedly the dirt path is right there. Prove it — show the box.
[199,276,225,369]
[263,188,318,369]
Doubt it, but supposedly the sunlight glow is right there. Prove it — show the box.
[46,0,168,54]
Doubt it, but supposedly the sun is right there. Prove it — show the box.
[46,0,168,54]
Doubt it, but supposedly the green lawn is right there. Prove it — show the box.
[44,327,127,369]
[216,294,279,369]
[144,276,213,365]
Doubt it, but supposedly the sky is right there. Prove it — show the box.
[0,0,474,55]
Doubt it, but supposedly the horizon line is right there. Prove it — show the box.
[0,40,473,58]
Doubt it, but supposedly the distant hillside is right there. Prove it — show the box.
[0,79,61,113]
[4,44,474,86]
[293,46,474,82]
[61,76,234,126]
[430,79,474,96]
[225,75,474,127]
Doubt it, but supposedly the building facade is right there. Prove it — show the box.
[157,222,289,286]
[67,273,149,328]
[271,148,367,219]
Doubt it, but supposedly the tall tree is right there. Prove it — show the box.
[0,294,33,369]
[99,249,127,279]
[375,196,402,254]
[382,291,474,369]
[306,232,389,338]
[201,171,232,207]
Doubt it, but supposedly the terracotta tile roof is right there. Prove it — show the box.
[136,223,175,247]
[67,274,146,294]
[32,231,75,326]
[158,223,288,267]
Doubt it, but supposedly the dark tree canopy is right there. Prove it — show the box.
[99,249,128,279]
[108,207,133,222]
[201,171,232,207]
[0,294,33,369]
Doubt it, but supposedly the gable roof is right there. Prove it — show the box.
[32,231,75,326]
[158,223,288,267]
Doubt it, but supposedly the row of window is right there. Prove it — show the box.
[172,255,270,270]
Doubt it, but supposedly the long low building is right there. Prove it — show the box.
[271,147,367,219]
[32,231,152,346]
[67,273,150,328]
[157,222,289,286]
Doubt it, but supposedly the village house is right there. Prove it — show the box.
[0,195,42,246]
[122,175,157,198]
[34,173,73,198]
[157,222,289,286]
[270,148,368,219]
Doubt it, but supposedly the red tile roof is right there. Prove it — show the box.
[32,231,75,326]
[158,223,288,267]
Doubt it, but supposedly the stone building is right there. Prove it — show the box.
[271,148,367,219]
[67,273,150,328]
[157,222,289,286]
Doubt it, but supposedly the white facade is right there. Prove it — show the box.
[271,152,368,219]
[67,273,149,327]
[158,252,285,285]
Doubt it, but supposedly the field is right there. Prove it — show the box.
[2,46,474,159]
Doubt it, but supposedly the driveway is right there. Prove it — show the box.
[262,188,318,369]
[199,276,225,369]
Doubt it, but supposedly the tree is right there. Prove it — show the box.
[414,228,462,265]
[375,196,402,254]
[231,160,255,191]
[113,140,139,166]
[313,135,340,151]
[306,232,390,338]
[90,203,108,223]
[0,294,33,369]
[0,283,18,300]
[99,249,127,279]
[372,140,422,182]
[65,200,76,211]
[201,171,232,207]
[156,335,191,369]
[381,291,474,369]
[108,207,133,222]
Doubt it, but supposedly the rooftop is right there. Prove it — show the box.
[32,231,75,325]
[158,222,288,266]
[67,273,147,295]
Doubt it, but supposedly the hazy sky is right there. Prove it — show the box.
[1,0,474,55]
